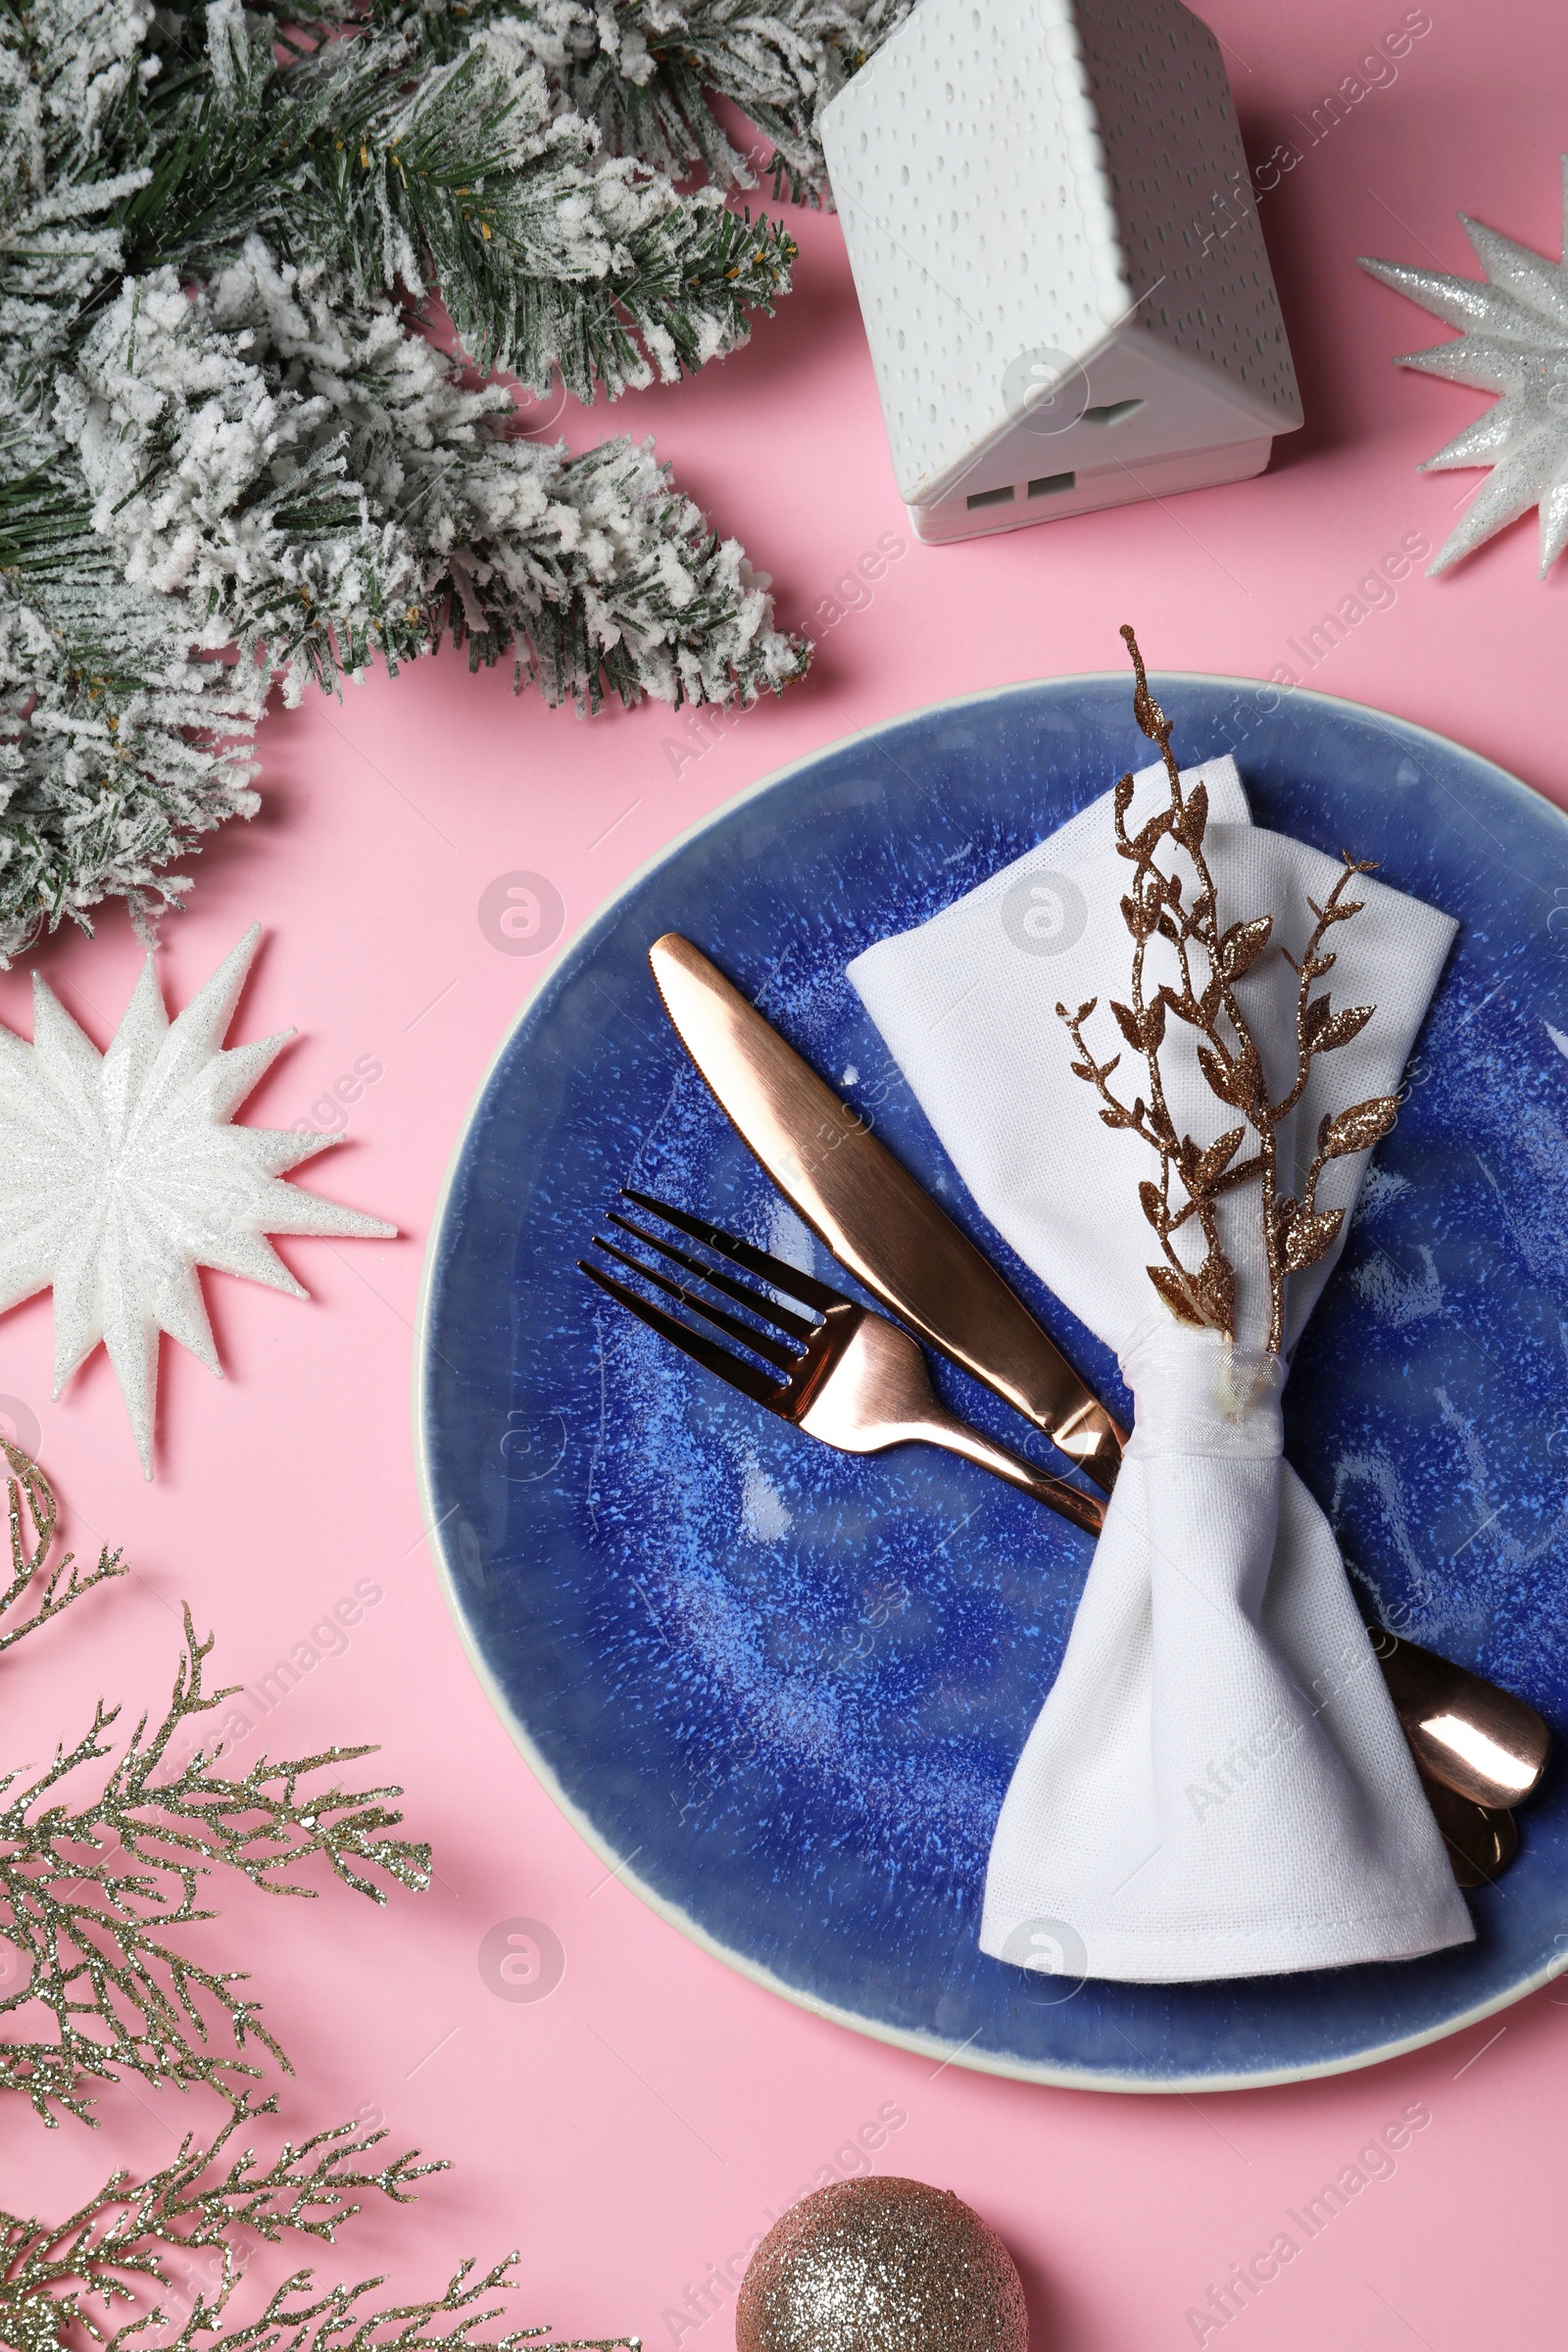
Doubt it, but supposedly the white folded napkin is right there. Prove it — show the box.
[849,754,1474,1982]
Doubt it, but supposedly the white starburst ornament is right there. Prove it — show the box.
[0,927,396,1477]
[1361,158,1568,576]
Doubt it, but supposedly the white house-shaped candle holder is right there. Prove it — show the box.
[820,0,1303,544]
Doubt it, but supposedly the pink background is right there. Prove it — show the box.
[5,3,1568,2346]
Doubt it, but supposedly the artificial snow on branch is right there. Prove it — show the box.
[0,462,266,958]
[61,245,803,710]
[121,4,799,396]
[0,0,882,960]
[446,0,918,201]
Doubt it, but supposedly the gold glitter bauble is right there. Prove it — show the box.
[735,2177,1029,2352]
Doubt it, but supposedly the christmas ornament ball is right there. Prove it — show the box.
[734,2176,1028,2352]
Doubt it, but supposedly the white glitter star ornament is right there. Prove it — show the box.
[1361,159,1568,575]
[0,927,395,1477]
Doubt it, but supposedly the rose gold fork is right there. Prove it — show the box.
[578,1189,1105,1536]
[578,1193,1547,1883]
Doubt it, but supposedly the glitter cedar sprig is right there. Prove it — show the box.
[0,1445,431,2127]
[0,1446,126,1656]
[0,2107,639,2352]
[0,2111,441,2345]
[1058,628,1399,1352]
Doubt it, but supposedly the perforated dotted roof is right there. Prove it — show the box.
[1082,0,1300,420]
[821,0,1301,505]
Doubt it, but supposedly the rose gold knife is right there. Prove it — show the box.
[645,932,1551,1857]
[647,932,1126,1491]
[647,932,1553,1842]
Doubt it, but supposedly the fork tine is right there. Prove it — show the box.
[620,1188,845,1315]
[605,1210,819,1344]
[578,1262,786,1408]
[589,1237,803,1372]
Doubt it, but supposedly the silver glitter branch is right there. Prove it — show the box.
[0,1448,430,2125]
[0,2111,639,2352]
[0,1449,639,2349]
[0,2113,443,2338]
[0,1444,126,1654]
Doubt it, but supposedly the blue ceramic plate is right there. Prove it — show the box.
[416,674,1568,2091]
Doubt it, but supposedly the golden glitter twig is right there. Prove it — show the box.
[1058,628,1398,1351]
[0,1440,125,1653]
[0,1446,430,2125]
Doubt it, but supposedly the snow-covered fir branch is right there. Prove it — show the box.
[0,458,265,963]
[117,4,801,394]
[354,0,917,200]
[60,243,805,708]
[0,0,897,956]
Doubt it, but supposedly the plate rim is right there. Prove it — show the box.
[413,666,1568,2093]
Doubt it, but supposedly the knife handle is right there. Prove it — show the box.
[648,931,1128,1493]
[1048,1399,1126,1494]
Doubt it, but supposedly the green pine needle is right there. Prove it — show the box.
[0,0,873,957]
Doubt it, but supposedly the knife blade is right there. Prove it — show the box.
[643,936,1547,1855]
[647,933,1126,1492]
